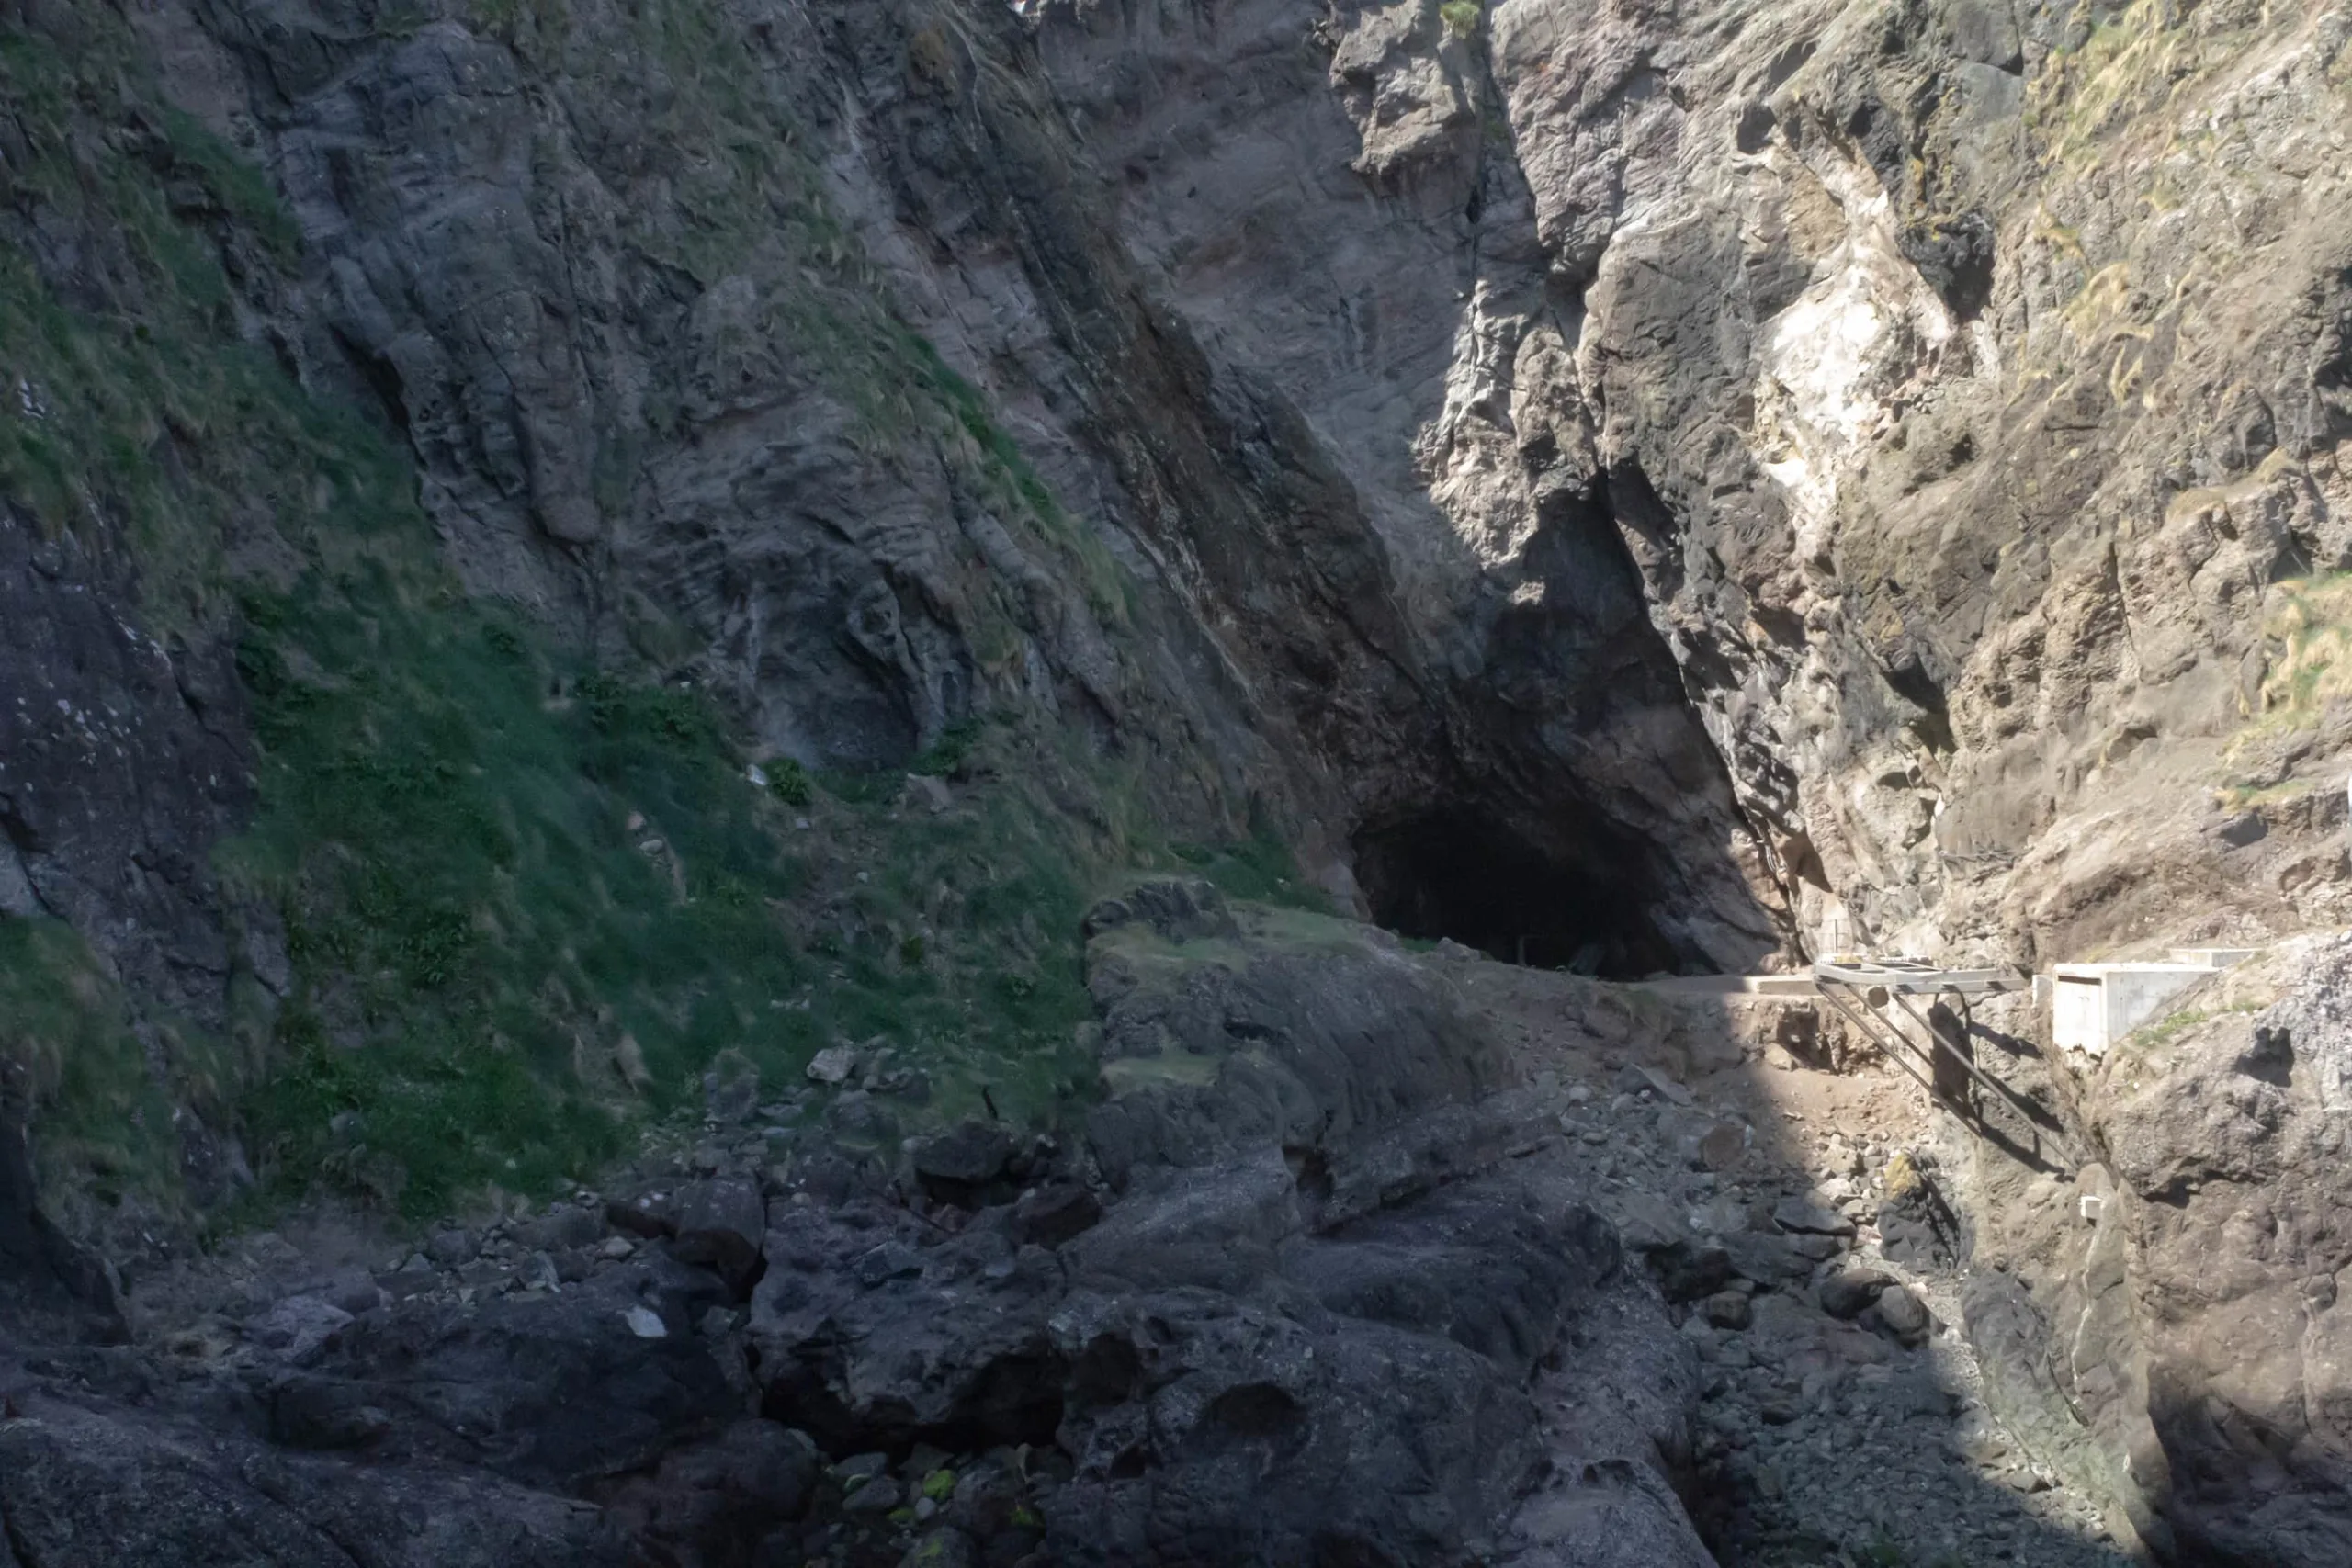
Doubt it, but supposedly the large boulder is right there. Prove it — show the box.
[751,1137,1685,1567]
[668,1178,769,1297]
[907,1122,1022,1207]
[751,1199,1069,1455]
[593,1418,821,1564]
[265,1262,739,1485]
[1042,1281,1543,1566]
[0,1400,630,1567]
[1080,887,1516,1188]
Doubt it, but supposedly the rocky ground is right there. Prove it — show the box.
[0,883,2164,1568]
[1453,958,2138,1568]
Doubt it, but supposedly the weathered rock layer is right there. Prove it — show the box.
[11,0,2352,1559]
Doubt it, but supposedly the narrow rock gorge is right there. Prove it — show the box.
[5,0,2352,1562]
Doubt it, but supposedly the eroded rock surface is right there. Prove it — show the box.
[0,888,1736,1566]
[10,0,2352,1558]
[751,883,1713,1565]
[1945,937,2352,1567]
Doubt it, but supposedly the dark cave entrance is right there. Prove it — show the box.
[1351,807,1683,978]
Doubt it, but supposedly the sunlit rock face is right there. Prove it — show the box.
[1049,0,2352,967]
[153,0,2352,995]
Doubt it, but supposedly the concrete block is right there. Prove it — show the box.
[2171,948,2259,969]
[2051,959,2246,1055]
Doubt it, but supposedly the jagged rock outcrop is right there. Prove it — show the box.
[1079,876,1522,1185]
[1944,938,2352,1564]
[751,882,1713,1566]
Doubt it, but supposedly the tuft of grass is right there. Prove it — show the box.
[899,333,1132,626]
[1439,0,1484,39]
[0,920,189,1224]
[1170,824,1332,912]
[2211,776,2315,813]
[910,717,987,779]
[2219,570,2352,796]
[2130,998,2261,1052]
[2250,573,2352,727]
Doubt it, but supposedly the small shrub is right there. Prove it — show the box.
[764,758,814,807]
[1440,0,1483,39]
[578,672,724,760]
[910,717,986,778]
[2235,571,2352,733]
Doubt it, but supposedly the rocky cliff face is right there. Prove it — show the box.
[126,0,1796,977]
[1023,0,2352,967]
[35,0,2346,1073]
[1945,937,2352,1567]
[10,0,2352,1559]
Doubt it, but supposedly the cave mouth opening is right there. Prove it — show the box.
[1351,806,1683,979]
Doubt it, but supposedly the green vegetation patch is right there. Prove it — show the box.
[0,920,190,1224]
[227,569,1314,1217]
[226,560,1139,1215]
[2250,572,2352,729]
[0,1,1329,1228]
[1171,826,1334,913]
[2212,776,2316,814]
[2128,998,2261,1053]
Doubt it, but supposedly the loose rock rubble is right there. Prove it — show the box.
[1451,953,2141,1568]
[2,889,2150,1566]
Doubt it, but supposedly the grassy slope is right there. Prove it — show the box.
[0,11,1319,1225]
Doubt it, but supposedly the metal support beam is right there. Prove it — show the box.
[1815,981,1945,1104]
[1816,974,2075,1174]
[1884,987,2077,1169]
